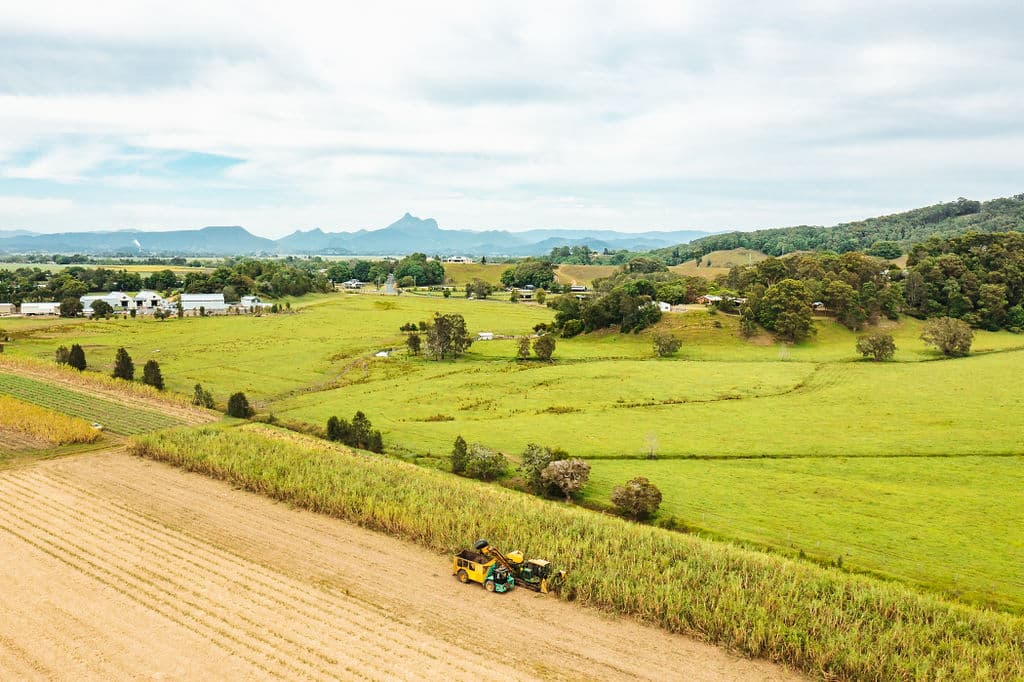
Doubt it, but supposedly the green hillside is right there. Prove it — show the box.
[656,194,1024,262]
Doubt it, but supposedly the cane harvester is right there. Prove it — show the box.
[452,539,566,594]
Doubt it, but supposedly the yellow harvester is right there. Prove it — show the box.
[452,539,565,594]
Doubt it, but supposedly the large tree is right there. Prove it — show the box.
[757,278,815,342]
[921,317,973,357]
[500,259,557,289]
[68,344,86,371]
[425,313,473,360]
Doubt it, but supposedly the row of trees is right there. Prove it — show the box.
[548,281,663,337]
[55,344,164,388]
[325,252,445,287]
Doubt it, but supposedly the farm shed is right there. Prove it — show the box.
[477,332,495,341]
[133,290,165,311]
[239,295,272,311]
[657,301,672,312]
[180,293,228,312]
[0,303,13,315]
[19,302,60,316]
[81,292,132,315]
[341,279,364,289]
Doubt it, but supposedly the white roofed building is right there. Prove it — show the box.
[179,293,228,312]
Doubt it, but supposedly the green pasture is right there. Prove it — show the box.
[3,293,552,403]
[585,456,1024,612]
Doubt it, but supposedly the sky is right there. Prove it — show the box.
[1,1,1022,239]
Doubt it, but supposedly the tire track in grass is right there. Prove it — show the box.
[3,469,470,681]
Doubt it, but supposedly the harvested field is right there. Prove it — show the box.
[0,450,797,681]
[0,427,48,453]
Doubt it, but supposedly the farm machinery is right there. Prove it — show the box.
[452,539,566,594]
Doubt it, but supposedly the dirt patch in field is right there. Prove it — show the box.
[0,450,801,681]
[0,427,48,453]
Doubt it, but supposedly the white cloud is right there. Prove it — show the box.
[0,1,1022,237]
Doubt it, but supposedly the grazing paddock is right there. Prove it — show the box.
[586,455,1024,612]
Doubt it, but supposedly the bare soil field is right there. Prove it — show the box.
[0,427,48,453]
[0,449,799,681]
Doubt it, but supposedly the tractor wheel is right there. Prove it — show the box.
[484,580,496,593]
[457,570,469,584]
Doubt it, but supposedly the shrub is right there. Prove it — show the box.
[91,300,114,319]
[142,359,164,390]
[192,383,215,408]
[921,317,974,357]
[68,344,86,371]
[227,392,254,418]
[533,334,556,361]
[652,332,682,357]
[406,333,421,355]
[856,332,896,361]
[516,336,532,360]
[541,458,591,502]
[55,346,70,365]
[325,411,383,453]
[611,477,663,520]
[463,443,507,481]
[112,347,135,381]
[451,435,469,474]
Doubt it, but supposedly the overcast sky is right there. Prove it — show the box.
[1,1,1022,238]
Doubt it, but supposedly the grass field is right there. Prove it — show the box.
[0,372,182,434]
[586,456,1024,612]
[441,262,508,286]
[669,248,770,278]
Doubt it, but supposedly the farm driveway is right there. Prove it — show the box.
[0,449,801,681]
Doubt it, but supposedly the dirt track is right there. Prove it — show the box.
[0,450,801,681]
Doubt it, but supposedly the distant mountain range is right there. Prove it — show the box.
[0,214,711,257]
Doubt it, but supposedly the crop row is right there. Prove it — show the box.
[0,395,101,446]
[0,373,182,435]
[132,424,1024,681]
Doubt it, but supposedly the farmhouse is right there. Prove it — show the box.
[443,256,473,263]
[180,293,228,313]
[19,301,61,316]
[698,294,723,304]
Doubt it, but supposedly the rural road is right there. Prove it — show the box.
[0,449,801,681]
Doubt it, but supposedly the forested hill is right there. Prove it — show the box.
[655,194,1024,262]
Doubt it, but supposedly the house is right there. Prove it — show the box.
[0,303,14,316]
[443,256,473,264]
[133,290,165,312]
[179,293,228,313]
[477,331,495,341]
[514,285,536,301]
[239,295,272,311]
[657,301,672,312]
[698,295,723,304]
[569,284,588,293]
[19,302,60,316]
[341,279,364,289]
